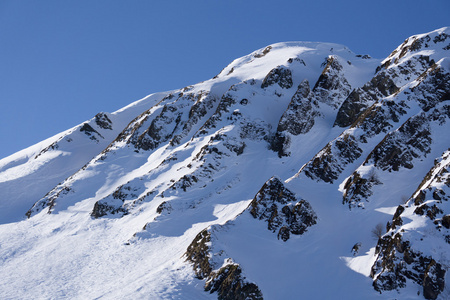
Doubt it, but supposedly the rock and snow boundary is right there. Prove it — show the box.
[1,27,450,299]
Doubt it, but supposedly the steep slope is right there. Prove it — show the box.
[371,149,450,299]
[0,27,449,300]
[0,101,161,224]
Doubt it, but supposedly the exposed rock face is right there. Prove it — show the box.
[15,28,450,300]
[205,263,263,300]
[333,30,449,128]
[302,133,363,183]
[341,71,450,208]
[301,45,450,190]
[185,229,213,280]
[271,55,353,157]
[342,169,381,209]
[91,200,127,218]
[133,93,192,151]
[372,233,446,299]
[184,176,317,298]
[313,55,352,108]
[80,123,104,141]
[369,113,432,171]
[26,186,73,217]
[261,65,293,89]
[185,229,263,300]
[333,73,399,128]
[90,184,139,218]
[371,149,450,299]
[276,79,316,136]
[95,112,113,130]
[254,46,272,58]
[249,177,317,241]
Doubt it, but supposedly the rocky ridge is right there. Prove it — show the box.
[1,28,450,299]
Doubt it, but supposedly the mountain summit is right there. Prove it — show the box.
[1,27,450,299]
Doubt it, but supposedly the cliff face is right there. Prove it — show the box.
[0,28,450,299]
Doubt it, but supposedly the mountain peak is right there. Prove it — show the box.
[1,28,450,299]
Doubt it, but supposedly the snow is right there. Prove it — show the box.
[342,247,377,277]
[0,27,449,299]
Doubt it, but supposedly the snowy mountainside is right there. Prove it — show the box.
[0,27,450,299]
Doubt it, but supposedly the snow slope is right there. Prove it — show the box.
[0,27,449,299]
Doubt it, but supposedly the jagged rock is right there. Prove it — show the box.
[333,71,400,128]
[156,201,172,214]
[372,150,450,299]
[272,56,353,157]
[26,186,73,218]
[80,123,103,141]
[269,131,290,158]
[334,35,443,129]
[169,174,199,192]
[254,46,272,58]
[249,177,317,240]
[90,184,139,218]
[423,260,446,300]
[198,92,237,134]
[342,169,381,208]
[411,62,450,112]
[389,206,405,230]
[351,242,362,256]
[442,215,450,229]
[205,263,263,300]
[135,102,183,150]
[276,79,317,136]
[185,229,213,279]
[131,91,217,151]
[312,56,352,108]
[185,229,263,299]
[91,200,127,218]
[360,103,447,175]
[372,233,446,299]
[302,133,363,183]
[95,112,113,130]
[261,65,293,89]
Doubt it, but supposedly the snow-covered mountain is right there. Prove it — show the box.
[1,27,450,299]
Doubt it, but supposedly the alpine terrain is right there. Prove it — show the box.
[1,27,450,299]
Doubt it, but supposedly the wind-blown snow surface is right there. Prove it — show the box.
[1,28,450,299]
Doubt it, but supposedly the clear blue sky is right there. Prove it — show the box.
[1,0,449,159]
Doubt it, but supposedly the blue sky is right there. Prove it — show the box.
[0,0,449,159]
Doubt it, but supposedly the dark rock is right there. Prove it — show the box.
[80,123,103,141]
[185,229,212,279]
[91,200,127,218]
[415,190,427,205]
[441,215,450,229]
[276,80,318,136]
[205,264,263,300]
[372,233,446,298]
[334,66,403,128]
[351,242,362,256]
[95,112,113,130]
[249,177,317,241]
[366,113,432,172]
[303,134,363,183]
[269,132,290,158]
[342,170,382,208]
[26,186,73,218]
[185,229,263,299]
[312,56,351,107]
[254,46,272,58]
[261,66,293,89]
[156,201,172,214]
[423,260,446,300]
[277,226,290,241]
